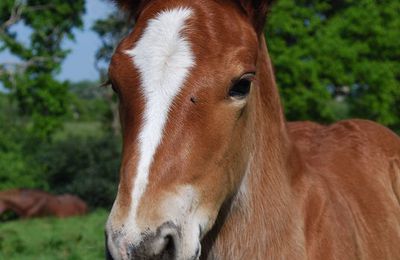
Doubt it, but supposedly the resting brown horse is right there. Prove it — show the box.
[0,189,87,218]
[104,0,400,259]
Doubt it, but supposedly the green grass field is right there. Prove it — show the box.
[0,210,108,260]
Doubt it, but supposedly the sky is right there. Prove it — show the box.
[59,0,116,82]
[0,0,116,85]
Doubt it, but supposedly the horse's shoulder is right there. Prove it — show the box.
[290,119,400,199]
[289,119,400,157]
[343,119,400,154]
[293,120,400,254]
[287,121,324,148]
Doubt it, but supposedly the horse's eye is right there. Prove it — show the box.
[229,74,254,99]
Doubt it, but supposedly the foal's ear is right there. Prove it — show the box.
[113,0,151,19]
[235,0,275,34]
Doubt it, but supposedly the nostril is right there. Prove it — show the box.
[119,223,180,259]
[164,234,176,256]
[154,223,179,258]
[145,232,177,259]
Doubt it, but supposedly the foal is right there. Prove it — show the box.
[105,0,400,259]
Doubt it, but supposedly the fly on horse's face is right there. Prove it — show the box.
[106,0,266,259]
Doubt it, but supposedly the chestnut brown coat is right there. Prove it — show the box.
[0,189,87,218]
[104,0,400,259]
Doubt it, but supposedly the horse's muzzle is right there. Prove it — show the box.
[105,222,182,260]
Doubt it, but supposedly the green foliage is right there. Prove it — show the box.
[0,89,120,208]
[266,0,400,129]
[13,74,71,139]
[0,210,107,259]
[0,94,47,190]
[92,12,133,78]
[0,0,85,139]
[0,1,121,207]
[92,11,133,136]
[35,134,120,208]
[0,144,45,190]
[68,80,110,122]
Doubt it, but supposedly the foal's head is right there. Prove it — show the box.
[106,0,272,259]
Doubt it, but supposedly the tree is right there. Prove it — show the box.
[68,80,110,122]
[92,11,133,79]
[266,0,400,130]
[0,0,85,139]
[92,10,134,136]
[0,92,46,190]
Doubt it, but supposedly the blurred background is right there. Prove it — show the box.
[0,0,399,259]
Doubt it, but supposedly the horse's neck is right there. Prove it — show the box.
[205,38,305,259]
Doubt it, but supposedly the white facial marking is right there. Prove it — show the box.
[125,7,195,237]
[160,186,207,259]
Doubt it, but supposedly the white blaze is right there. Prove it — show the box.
[125,7,195,232]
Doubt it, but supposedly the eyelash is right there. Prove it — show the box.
[110,83,118,94]
[103,79,118,94]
